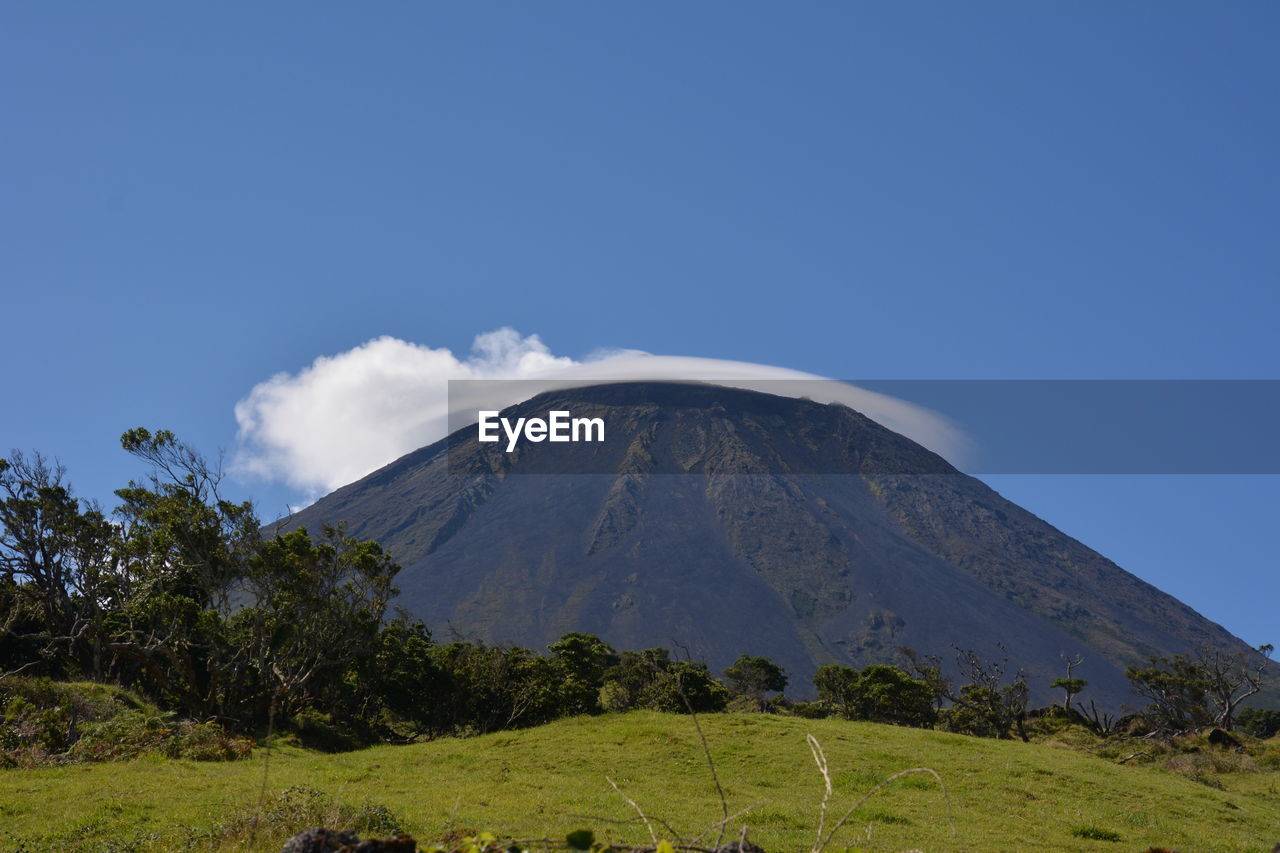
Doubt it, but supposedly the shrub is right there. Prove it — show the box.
[1238,707,1280,739]
[813,663,936,727]
[71,710,253,762]
[193,786,403,850]
[290,709,369,753]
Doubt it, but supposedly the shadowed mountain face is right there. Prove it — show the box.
[281,382,1260,707]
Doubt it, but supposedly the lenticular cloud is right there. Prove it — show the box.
[233,328,967,497]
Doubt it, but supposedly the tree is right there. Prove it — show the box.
[107,429,259,719]
[426,641,561,734]
[901,644,1030,740]
[600,648,729,714]
[723,654,787,710]
[359,615,451,739]
[1050,653,1087,713]
[852,664,936,727]
[0,452,120,681]
[1198,644,1271,730]
[667,660,731,713]
[814,663,934,727]
[900,647,950,710]
[548,632,618,716]
[243,525,399,720]
[1125,654,1212,734]
[813,664,861,719]
[949,645,1030,740]
[1127,644,1271,734]
[1237,707,1280,739]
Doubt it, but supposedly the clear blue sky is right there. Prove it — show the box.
[3,3,1276,647]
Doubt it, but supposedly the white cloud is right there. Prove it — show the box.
[233,328,969,497]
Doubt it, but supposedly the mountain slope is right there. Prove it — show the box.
[282,382,1261,706]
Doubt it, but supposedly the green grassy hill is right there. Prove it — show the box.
[2,711,1279,852]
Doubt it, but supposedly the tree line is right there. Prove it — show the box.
[2,430,1274,752]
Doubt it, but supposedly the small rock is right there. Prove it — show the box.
[1207,728,1242,750]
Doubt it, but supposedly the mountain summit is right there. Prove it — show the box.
[282,382,1256,707]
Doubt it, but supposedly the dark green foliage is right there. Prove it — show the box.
[0,677,250,766]
[549,632,618,716]
[1237,707,1280,739]
[1125,654,1214,734]
[2,431,402,741]
[288,708,370,753]
[812,664,859,718]
[1069,825,1122,842]
[1050,677,1088,710]
[241,523,399,720]
[723,654,787,710]
[900,645,1030,740]
[940,684,1028,740]
[600,649,729,713]
[361,616,452,738]
[425,641,563,734]
[1125,645,1270,735]
[813,663,936,727]
[5,429,741,746]
[0,453,118,681]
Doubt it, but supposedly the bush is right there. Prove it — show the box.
[600,650,729,714]
[290,709,370,753]
[814,664,936,728]
[0,677,250,765]
[1238,707,1280,739]
[71,710,253,762]
[784,700,832,720]
[194,786,403,850]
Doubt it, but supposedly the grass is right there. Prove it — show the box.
[2,711,1279,851]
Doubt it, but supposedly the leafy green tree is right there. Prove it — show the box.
[1127,644,1271,734]
[358,615,451,738]
[108,429,259,719]
[813,664,861,719]
[427,641,561,734]
[549,632,618,716]
[852,664,936,727]
[599,648,671,711]
[903,644,1029,740]
[601,649,729,713]
[948,646,1029,740]
[1125,654,1213,734]
[1050,653,1087,713]
[0,453,120,680]
[813,663,935,727]
[665,660,730,713]
[242,525,399,720]
[723,654,787,710]
[1237,707,1280,739]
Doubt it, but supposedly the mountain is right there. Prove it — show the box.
[280,381,1262,707]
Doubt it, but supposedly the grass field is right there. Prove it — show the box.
[2,711,1279,852]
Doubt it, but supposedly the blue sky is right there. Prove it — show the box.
[3,3,1276,648]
